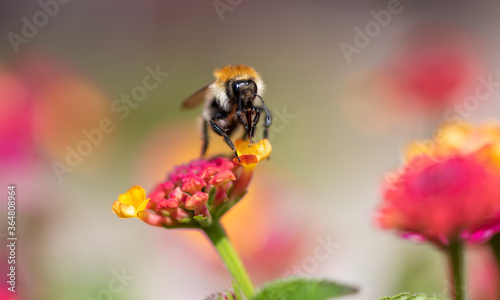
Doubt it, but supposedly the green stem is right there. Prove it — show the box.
[488,235,500,295]
[447,240,465,300]
[488,234,500,267]
[203,221,255,298]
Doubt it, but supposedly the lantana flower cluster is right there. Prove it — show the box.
[148,157,238,227]
[378,122,500,247]
[112,139,271,228]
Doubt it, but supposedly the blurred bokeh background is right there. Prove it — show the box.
[1,0,500,299]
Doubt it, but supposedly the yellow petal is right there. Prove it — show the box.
[476,142,500,171]
[235,139,272,162]
[118,185,146,207]
[112,186,150,218]
[478,122,500,139]
[435,122,470,150]
[137,198,149,212]
[112,201,135,218]
[112,200,122,216]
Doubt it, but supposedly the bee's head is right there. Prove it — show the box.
[229,80,258,107]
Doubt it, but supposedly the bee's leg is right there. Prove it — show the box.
[210,117,240,161]
[236,98,249,135]
[237,113,250,145]
[250,108,260,142]
[201,120,209,157]
[252,93,272,139]
[236,111,249,130]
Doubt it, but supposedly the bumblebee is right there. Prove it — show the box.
[182,65,271,160]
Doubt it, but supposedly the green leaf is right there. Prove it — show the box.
[194,215,208,221]
[250,277,357,300]
[378,292,443,300]
[193,215,212,227]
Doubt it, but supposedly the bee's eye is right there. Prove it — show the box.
[231,81,256,100]
[232,81,245,92]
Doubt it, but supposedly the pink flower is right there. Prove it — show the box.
[144,157,238,227]
[209,169,237,205]
[113,140,271,228]
[378,154,500,247]
[0,70,35,167]
[387,25,484,110]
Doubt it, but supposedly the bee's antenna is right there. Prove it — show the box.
[252,92,272,126]
[252,92,261,100]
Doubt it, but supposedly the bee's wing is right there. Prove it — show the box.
[181,83,213,109]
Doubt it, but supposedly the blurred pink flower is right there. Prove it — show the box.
[15,53,115,163]
[341,25,486,136]
[0,284,17,300]
[0,54,116,300]
[378,154,500,247]
[379,122,500,246]
[387,25,485,110]
[0,70,36,168]
[0,53,115,172]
